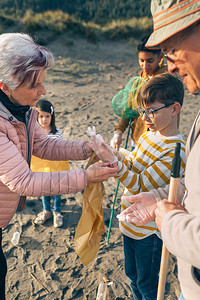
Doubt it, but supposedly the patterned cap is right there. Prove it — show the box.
[146,0,200,48]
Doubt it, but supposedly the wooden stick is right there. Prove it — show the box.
[157,143,181,300]
[30,272,50,294]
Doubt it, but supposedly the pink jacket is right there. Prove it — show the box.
[0,101,89,228]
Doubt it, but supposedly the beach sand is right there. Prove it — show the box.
[2,34,199,300]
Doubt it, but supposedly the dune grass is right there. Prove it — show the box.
[0,10,153,43]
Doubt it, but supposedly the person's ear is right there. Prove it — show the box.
[0,82,11,97]
[172,102,181,116]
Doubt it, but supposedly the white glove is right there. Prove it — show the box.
[110,131,123,150]
[87,126,118,165]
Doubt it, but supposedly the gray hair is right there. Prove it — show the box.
[0,33,54,90]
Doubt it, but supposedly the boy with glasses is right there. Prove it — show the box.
[113,73,186,299]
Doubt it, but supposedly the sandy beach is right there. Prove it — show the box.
[2,34,199,300]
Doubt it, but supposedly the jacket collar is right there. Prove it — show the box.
[0,90,30,122]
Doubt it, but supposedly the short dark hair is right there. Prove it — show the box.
[137,73,184,107]
[137,35,161,55]
[35,99,57,134]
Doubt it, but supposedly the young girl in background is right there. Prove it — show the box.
[31,99,69,228]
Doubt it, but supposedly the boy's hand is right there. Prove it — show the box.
[117,193,157,225]
[87,126,118,164]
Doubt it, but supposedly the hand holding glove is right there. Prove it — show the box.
[87,126,118,165]
[86,162,118,182]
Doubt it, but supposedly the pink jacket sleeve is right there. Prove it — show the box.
[0,123,88,196]
[32,121,89,161]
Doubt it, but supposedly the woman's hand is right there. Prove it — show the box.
[86,162,118,182]
[83,142,94,157]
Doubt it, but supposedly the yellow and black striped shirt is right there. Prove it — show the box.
[116,131,186,240]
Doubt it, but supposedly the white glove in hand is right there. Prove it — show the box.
[110,131,123,150]
[116,193,157,226]
[87,126,118,165]
[112,148,126,162]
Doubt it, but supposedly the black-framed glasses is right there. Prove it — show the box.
[137,103,175,118]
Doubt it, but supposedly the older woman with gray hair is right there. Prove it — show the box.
[0,33,118,298]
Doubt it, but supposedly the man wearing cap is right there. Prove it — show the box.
[118,1,200,300]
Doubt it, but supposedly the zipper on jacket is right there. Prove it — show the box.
[25,113,31,165]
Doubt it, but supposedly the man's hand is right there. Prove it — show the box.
[155,200,185,231]
[86,162,118,182]
[117,192,157,225]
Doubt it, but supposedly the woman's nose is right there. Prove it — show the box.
[38,84,46,95]
[41,85,46,95]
